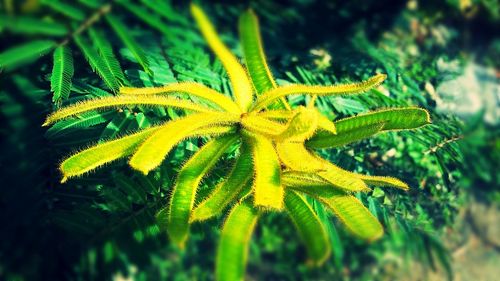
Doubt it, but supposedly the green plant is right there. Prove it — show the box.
[42,4,431,280]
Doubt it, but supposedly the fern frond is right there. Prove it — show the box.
[105,14,151,74]
[358,175,409,190]
[246,131,284,210]
[129,113,240,174]
[191,142,253,222]
[41,0,86,21]
[120,82,241,113]
[50,46,74,102]
[285,191,330,266]
[252,74,387,111]
[59,127,158,182]
[320,192,383,241]
[0,40,55,71]
[216,200,259,281]
[191,3,254,111]
[88,27,126,85]
[307,107,431,148]
[167,134,238,248]
[74,34,120,91]
[43,95,216,126]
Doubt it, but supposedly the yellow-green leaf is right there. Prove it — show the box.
[252,74,386,111]
[285,191,330,265]
[216,199,259,281]
[129,113,239,175]
[167,134,238,248]
[191,142,253,222]
[246,131,284,210]
[191,3,254,111]
[120,82,241,113]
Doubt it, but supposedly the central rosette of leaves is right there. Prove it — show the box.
[43,4,430,281]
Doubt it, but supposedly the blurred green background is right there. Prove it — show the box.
[0,0,498,280]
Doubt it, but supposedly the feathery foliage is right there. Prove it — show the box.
[50,46,74,102]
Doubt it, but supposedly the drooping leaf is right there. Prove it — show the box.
[245,131,284,210]
[252,74,387,110]
[191,3,254,111]
[0,40,55,71]
[167,134,238,247]
[88,27,127,85]
[50,46,74,102]
[358,175,409,190]
[191,142,253,222]
[105,14,151,74]
[320,192,384,241]
[216,200,259,281]
[129,113,239,175]
[307,107,431,149]
[43,95,216,126]
[74,33,120,91]
[285,191,331,266]
[120,82,241,113]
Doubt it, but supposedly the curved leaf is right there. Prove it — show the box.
[129,113,239,175]
[88,27,126,85]
[43,95,217,126]
[167,134,238,247]
[191,3,254,111]
[191,142,253,222]
[285,191,331,266]
[252,74,386,111]
[216,200,259,281]
[120,82,241,113]
[307,107,431,149]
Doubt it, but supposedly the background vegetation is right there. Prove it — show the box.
[1,0,498,280]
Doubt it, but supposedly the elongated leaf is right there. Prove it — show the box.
[252,74,387,110]
[191,3,254,111]
[59,127,158,182]
[276,142,325,172]
[285,191,330,265]
[246,131,284,210]
[105,14,151,74]
[320,192,383,241]
[318,163,369,192]
[257,109,336,134]
[0,40,55,71]
[282,171,341,198]
[307,107,431,148]
[0,15,67,36]
[216,200,258,281]
[167,134,238,247]
[191,142,253,222]
[129,113,239,174]
[50,46,74,102]
[74,34,120,91]
[120,82,241,113]
[241,114,286,137]
[42,0,85,21]
[43,95,216,126]
[59,123,234,182]
[358,175,409,190]
[45,111,115,139]
[88,27,126,85]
